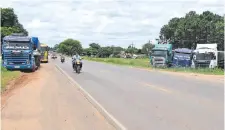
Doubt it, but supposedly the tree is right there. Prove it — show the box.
[110,46,124,55]
[97,46,113,58]
[53,44,59,50]
[83,47,98,56]
[1,8,28,40]
[159,11,224,50]
[125,45,138,54]
[58,39,83,56]
[142,42,155,55]
[89,43,101,50]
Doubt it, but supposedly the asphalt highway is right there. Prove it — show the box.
[54,57,224,130]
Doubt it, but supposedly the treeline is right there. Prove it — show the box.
[55,39,154,57]
[160,11,224,50]
[1,8,28,41]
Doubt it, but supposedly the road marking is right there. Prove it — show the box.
[55,64,127,130]
[100,70,110,73]
[138,82,172,93]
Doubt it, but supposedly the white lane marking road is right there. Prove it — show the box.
[55,64,127,130]
[138,81,172,93]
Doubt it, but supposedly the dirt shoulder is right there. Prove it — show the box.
[1,72,31,110]
[1,62,115,130]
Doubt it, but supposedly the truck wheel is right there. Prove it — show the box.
[31,67,36,72]
[31,64,36,72]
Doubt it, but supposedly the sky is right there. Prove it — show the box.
[1,0,224,48]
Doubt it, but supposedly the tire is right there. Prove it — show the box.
[31,66,36,72]
[76,65,80,74]
[31,60,36,72]
[73,64,76,71]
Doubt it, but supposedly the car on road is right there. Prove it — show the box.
[51,53,57,59]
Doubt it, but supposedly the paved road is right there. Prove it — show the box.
[54,57,224,130]
[1,62,114,130]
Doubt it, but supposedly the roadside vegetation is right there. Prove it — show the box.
[1,67,20,92]
[1,8,27,92]
[1,8,28,39]
[85,57,224,75]
[85,57,150,67]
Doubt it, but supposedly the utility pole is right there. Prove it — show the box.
[131,42,134,55]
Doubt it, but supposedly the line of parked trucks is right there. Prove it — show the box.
[150,41,224,69]
[1,33,49,72]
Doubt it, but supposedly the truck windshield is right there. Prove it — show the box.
[41,47,48,52]
[196,53,213,60]
[3,41,30,50]
[152,50,167,56]
[174,52,191,60]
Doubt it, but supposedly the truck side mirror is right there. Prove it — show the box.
[33,44,37,50]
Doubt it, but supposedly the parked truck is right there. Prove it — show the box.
[40,43,49,63]
[1,33,40,72]
[172,48,193,67]
[150,43,173,67]
[192,43,224,69]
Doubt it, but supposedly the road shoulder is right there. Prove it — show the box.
[1,63,115,130]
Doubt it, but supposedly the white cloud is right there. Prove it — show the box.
[1,0,224,48]
[27,19,54,29]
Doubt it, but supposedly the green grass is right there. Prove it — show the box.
[1,66,20,92]
[84,57,224,75]
[84,57,150,67]
[163,67,224,75]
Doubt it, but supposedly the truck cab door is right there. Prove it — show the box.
[209,52,217,68]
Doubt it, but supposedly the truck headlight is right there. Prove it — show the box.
[193,55,196,60]
[3,60,7,64]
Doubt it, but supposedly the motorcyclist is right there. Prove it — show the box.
[72,53,82,69]
[60,55,65,62]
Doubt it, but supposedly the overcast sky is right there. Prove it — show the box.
[1,0,224,48]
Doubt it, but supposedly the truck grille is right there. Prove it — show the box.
[195,63,210,68]
[153,57,166,67]
[173,59,190,67]
[154,59,163,61]
[4,52,29,65]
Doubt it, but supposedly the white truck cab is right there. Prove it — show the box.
[192,43,220,68]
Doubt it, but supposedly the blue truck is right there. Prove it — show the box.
[172,48,193,67]
[2,33,41,72]
[150,42,173,67]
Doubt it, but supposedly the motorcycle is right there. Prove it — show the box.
[51,55,57,59]
[73,59,82,74]
[61,57,65,63]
